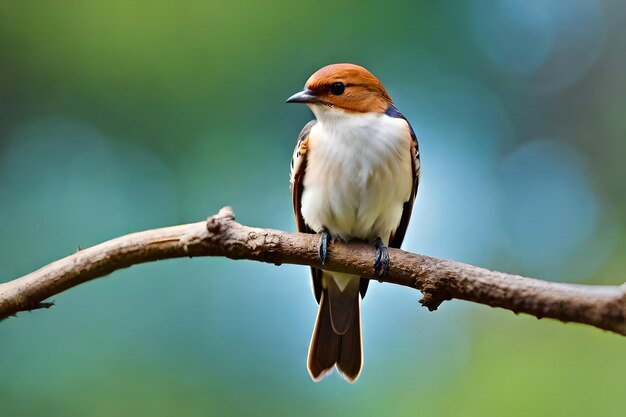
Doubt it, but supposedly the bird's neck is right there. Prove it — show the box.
[308,105,386,134]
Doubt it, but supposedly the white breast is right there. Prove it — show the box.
[300,108,413,244]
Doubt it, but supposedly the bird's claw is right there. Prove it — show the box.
[373,238,390,277]
[318,229,330,265]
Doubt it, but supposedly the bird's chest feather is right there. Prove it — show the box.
[301,112,412,242]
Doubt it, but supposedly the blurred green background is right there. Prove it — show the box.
[1,1,625,416]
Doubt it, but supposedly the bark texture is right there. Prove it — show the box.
[1,207,624,335]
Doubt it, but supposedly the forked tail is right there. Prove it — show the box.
[307,287,362,382]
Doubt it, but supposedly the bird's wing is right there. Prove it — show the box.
[385,104,420,249]
[290,120,324,303]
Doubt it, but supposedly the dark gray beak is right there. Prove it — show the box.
[286,89,318,104]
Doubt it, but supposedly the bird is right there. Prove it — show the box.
[287,63,420,382]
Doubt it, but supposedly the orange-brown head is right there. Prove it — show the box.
[286,63,392,114]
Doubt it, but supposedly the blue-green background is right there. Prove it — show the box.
[1,1,625,416]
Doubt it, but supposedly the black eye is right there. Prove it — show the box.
[330,82,345,95]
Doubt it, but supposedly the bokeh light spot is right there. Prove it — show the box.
[498,139,602,277]
[471,0,606,90]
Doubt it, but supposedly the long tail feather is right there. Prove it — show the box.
[336,295,362,382]
[307,291,339,381]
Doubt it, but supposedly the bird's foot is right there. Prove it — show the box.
[318,228,331,265]
[373,238,390,277]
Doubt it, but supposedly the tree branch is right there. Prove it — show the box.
[1,207,625,335]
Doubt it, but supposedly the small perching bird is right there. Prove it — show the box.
[287,63,420,382]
